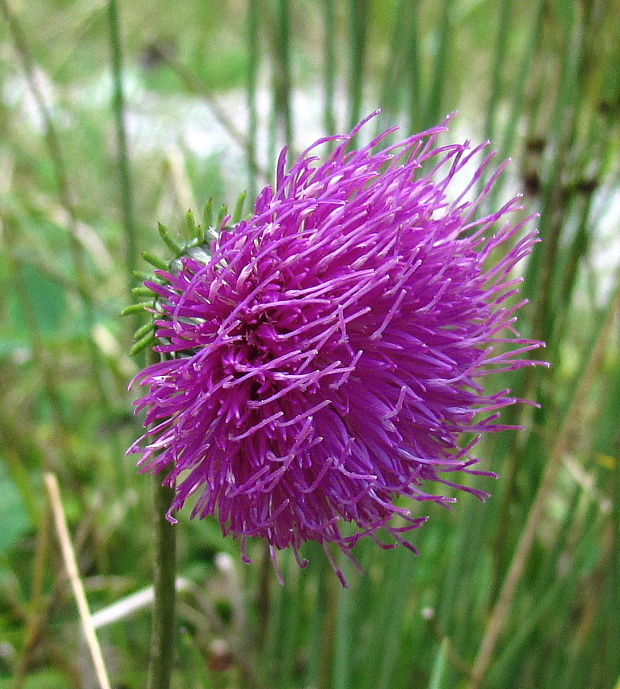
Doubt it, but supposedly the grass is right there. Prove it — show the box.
[0,1,619,688]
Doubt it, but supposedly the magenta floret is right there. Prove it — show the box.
[129,114,546,583]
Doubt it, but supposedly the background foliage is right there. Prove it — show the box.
[1,1,619,688]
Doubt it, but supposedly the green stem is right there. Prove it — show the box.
[318,557,340,689]
[275,0,293,148]
[323,0,336,136]
[486,0,546,211]
[256,542,272,652]
[107,0,137,296]
[376,0,407,131]
[247,0,260,200]
[425,0,453,128]
[476,0,513,204]
[348,0,370,131]
[405,2,422,132]
[483,0,514,142]
[147,476,177,689]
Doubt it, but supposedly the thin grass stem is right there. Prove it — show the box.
[405,2,422,132]
[107,0,137,296]
[487,1,546,208]
[275,0,293,148]
[347,0,370,131]
[425,0,453,128]
[483,0,513,142]
[323,0,336,136]
[376,0,407,132]
[247,0,260,200]
[427,638,449,689]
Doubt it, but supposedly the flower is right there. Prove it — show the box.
[129,113,545,584]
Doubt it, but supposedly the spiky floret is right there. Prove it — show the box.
[128,114,546,584]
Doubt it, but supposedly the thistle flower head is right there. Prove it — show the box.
[129,114,545,583]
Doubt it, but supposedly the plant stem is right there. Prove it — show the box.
[405,2,422,133]
[425,0,453,129]
[347,0,370,131]
[247,0,260,200]
[107,0,137,296]
[147,477,177,689]
[323,0,336,137]
[318,560,340,689]
[256,542,272,651]
[275,0,293,148]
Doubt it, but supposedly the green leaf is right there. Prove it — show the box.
[0,669,67,689]
[0,462,32,555]
[10,262,67,335]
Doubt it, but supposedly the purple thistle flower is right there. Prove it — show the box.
[129,113,546,584]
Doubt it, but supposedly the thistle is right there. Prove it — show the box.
[128,113,546,584]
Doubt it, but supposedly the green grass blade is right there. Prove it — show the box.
[323,0,337,136]
[107,0,137,296]
[424,0,454,128]
[347,0,371,130]
[247,0,260,199]
[427,638,449,689]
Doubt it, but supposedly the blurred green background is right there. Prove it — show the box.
[1,1,619,688]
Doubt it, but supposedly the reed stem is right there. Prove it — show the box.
[147,476,177,689]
